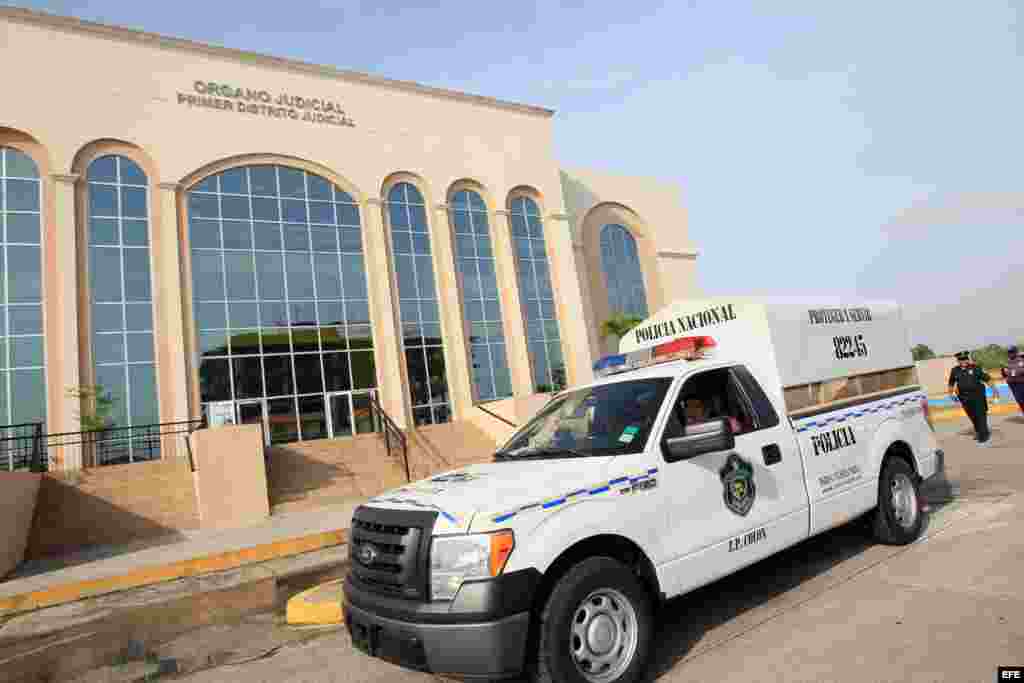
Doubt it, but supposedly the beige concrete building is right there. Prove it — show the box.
[0,7,698,471]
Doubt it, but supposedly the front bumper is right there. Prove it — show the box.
[343,568,540,679]
[345,601,530,678]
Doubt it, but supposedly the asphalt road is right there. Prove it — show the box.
[178,413,1024,683]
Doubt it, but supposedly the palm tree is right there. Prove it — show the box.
[600,313,645,347]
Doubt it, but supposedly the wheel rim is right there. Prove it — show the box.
[890,472,919,530]
[569,588,639,682]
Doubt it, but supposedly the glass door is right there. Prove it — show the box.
[328,392,354,439]
[352,390,380,435]
[237,400,268,446]
[326,390,380,438]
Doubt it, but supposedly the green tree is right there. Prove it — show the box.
[600,313,645,345]
[67,385,116,432]
[970,344,1009,371]
[911,344,936,361]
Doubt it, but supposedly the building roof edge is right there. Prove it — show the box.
[0,6,557,119]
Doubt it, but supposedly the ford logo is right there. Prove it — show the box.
[356,543,379,566]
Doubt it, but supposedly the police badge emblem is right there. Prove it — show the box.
[720,454,756,516]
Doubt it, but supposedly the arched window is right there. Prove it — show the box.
[600,223,648,319]
[188,165,375,444]
[450,189,511,402]
[387,182,449,425]
[509,197,565,392]
[86,155,159,463]
[0,146,46,469]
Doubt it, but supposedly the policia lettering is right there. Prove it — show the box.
[949,351,995,444]
[811,425,857,456]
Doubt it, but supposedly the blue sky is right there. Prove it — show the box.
[12,0,1024,353]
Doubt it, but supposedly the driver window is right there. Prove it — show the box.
[663,367,756,439]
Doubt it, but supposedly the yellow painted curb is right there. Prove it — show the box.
[286,577,346,626]
[0,528,348,618]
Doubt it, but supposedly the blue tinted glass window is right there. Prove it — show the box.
[450,190,510,402]
[1,148,47,463]
[188,165,373,443]
[510,196,564,392]
[600,224,648,319]
[86,155,158,459]
[388,182,449,424]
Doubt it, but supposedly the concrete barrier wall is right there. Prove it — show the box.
[0,472,42,578]
[190,425,270,530]
[27,459,199,560]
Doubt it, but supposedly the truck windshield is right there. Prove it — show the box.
[494,378,673,461]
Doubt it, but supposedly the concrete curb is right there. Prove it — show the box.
[0,528,348,618]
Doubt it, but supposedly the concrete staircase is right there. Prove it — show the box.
[266,421,502,514]
[266,435,406,515]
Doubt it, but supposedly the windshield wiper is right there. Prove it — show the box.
[494,446,591,461]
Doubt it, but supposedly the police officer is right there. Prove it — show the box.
[948,351,997,446]
[1002,345,1024,413]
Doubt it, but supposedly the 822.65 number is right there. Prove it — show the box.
[833,334,868,360]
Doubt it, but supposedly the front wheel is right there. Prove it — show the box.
[872,458,925,545]
[531,557,653,683]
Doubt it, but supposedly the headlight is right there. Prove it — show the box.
[429,530,514,601]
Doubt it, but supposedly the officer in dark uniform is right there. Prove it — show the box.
[1002,346,1024,413]
[948,351,996,446]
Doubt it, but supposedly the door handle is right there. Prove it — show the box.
[762,444,782,466]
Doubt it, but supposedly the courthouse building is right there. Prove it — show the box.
[0,7,698,470]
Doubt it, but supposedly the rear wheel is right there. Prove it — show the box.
[531,557,653,683]
[872,457,924,545]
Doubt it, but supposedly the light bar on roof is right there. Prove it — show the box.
[593,336,717,378]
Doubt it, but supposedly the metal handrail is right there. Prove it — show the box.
[46,419,205,468]
[476,403,518,428]
[0,422,45,472]
[370,395,410,482]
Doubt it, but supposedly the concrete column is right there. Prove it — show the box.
[363,198,411,429]
[431,204,474,420]
[49,174,82,471]
[544,213,595,387]
[491,210,533,397]
[154,183,191,457]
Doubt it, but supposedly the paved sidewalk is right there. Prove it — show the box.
[0,500,359,617]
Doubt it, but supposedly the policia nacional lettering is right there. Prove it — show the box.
[633,304,737,345]
[811,425,857,456]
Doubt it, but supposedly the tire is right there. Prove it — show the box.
[872,457,925,545]
[530,557,653,683]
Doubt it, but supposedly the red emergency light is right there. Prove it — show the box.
[653,335,717,359]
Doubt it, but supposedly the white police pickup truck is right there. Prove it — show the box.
[343,298,942,682]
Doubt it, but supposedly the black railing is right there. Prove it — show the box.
[45,420,205,468]
[369,394,410,482]
[476,403,518,428]
[0,422,45,472]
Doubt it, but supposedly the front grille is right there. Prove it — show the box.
[349,505,437,600]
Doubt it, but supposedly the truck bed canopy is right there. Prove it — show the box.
[617,297,914,389]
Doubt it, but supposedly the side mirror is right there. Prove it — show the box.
[663,418,735,463]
